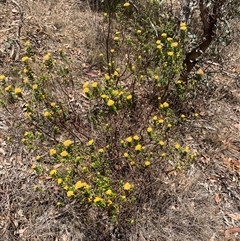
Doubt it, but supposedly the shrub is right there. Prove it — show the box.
[0,1,200,224]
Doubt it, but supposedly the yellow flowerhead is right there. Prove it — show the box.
[113,70,119,76]
[32,84,38,90]
[175,143,180,150]
[161,33,167,37]
[163,102,169,108]
[123,2,130,7]
[67,191,74,197]
[126,136,133,143]
[113,36,119,41]
[0,75,5,81]
[147,127,153,133]
[167,37,173,42]
[94,196,102,203]
[75,181,84,190]
[88,139,94,146]
[105,189,113,195]
[101,94,107,99]
[92,82,98,88]
[158,119,164,124]
[159,141,164,146]
[60,150,68,157]
[135,144,142,151]
[152,116,158,121]
[104,74,110,80]
[145,160,151,167]
[57,178,63,185]
[98,148,104,153]
[83,87,90,93]
[123,182,132,191]
[63,139,72,147]
[49,149,57,156]
[183,146,189,153]
[126,94,132,100]
[157,45,162,49]
[180,22,187,31]
[133,135,139,141]
[171,42,178,48]
[107,199,113,206]
[43,111,50,117]
[83,82,89,88]
[14,88,22,95]
[35,155,41,161]
[167,123,172,128]
[5,85,11,92]
[21,56,29,62]
[137,30,141,34]
[123,152,129,158]
[197,69,204,76]
[25,40,31,47]
[180,114,185,118]
[156,40,161,45]
[50,169,57,176]
[43,53,51,61]
[50,102,56,107]
[167,52,174,56]
[113,90,119,96]
[121,195,127,200]
[107,99,114,106]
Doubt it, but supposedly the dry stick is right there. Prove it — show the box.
[181,0,227,82]
[10,0,24,61]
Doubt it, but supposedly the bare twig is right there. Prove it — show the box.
[10,0,24,60]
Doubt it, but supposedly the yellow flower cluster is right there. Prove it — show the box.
[123,182,132,191]
[63,139,72,147]
[180,22,187,31]
[14,88,22,95]
[0,75,5,81]
[49,149,57,156]
[75,181,89,190]
[43,53,51,61]
[60,150,68,157]
[22,56,29,62]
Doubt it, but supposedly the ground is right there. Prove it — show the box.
[0,0,239,240]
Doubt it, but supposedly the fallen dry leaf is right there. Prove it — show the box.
[215,193,221,203]
[227,213,240,221]
[225,227,240,238]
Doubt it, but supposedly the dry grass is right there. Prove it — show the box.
[0,0,239,241]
